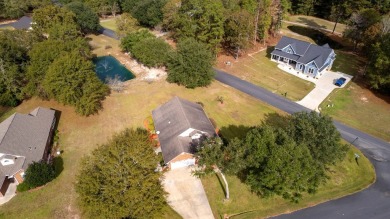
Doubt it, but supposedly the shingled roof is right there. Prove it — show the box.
[152,97,216,163]
[272,36,334,68]
[0,107,55,169]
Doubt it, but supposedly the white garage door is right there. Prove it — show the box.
[170,158,195,170]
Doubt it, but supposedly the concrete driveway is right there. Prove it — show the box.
[0,181,17,205]
[296,71,352,111]
[162,167,214,219]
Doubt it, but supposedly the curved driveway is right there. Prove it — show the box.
[214,69,390,219]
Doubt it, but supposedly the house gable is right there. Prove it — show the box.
[281,45,296,55]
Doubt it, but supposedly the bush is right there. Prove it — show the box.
[120,29,155,52]
[22,161,56,190]
[16,182,30,192]
[131,37,172,67]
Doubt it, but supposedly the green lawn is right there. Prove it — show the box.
[287,15,346,34]
[218,50,315,101]
[100,18,117,31]
[202,144,375,219]
[0,35,283,218]
[320,83,390,141]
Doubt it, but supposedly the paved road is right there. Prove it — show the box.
[214,69,390,219]
[98,27,119,40]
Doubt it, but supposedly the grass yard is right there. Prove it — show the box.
[0,75,281,218]
[218,50,315,101]
[202,143,375,219]
[287,15,347,34]
[100,18,117,31]
[320,83,390,141]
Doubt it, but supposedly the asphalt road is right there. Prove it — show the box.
[214,69,390,219]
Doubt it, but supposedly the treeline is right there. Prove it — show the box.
[0,4,109,115]
[289,0,389,23]
[196,112,348,202]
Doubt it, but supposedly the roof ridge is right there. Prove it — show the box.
[175,96,192,130]
[0,113,17,146]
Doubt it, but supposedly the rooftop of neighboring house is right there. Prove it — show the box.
[152,97,216,163]
[0,107,55,170]
[272,36,335,68]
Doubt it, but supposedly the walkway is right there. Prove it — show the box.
[0,181,17,205]
[162,167,214,219]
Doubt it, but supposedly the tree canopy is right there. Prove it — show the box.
[196,112,348,202]
[76,128,167,219]
[167,38,215,88]
[65,1,101,33]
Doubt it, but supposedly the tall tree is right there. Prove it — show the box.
[167,38,215,88]
[120,0,167,27]
[173,0,225,53]
[32,5,80,40]
[76,128,167,219]
[42,51,109,116]
[66,1,101,33]
[115,13,139,38]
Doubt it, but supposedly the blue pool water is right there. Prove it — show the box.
[93,56,135,82]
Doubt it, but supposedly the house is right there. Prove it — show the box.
[271,36,336,78]
[152,97,216,170]
[0,107,56,196]
[11,16,32,30]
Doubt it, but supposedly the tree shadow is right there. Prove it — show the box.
[261,113,290,129]
[219,124,254,142]
[297,17,327,29]
[287,25,343,49]
[53,156,64,178]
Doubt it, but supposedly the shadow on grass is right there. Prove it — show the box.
[297,17,327,29]
[53,156,64,178]
[219,124,253,142]
[261,113,290,129]
[287,25,343,49]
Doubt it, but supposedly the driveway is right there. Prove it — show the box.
[297,71,352,111]
[0,181,17,205]
[162,167,214,219]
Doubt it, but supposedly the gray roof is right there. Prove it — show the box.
[275,36,311,56]
[0,154,25,177]
[11,16,32,30]
[273,36,334,68]
[152,97,216,163]
[0,107,55,169]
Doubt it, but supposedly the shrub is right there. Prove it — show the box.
[22,161,56,190]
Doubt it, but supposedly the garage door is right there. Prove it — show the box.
[170,158,195,170]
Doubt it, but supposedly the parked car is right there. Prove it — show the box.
[335,77,347,87]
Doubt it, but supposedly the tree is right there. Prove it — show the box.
[116,13,139,38]
[84,0,120,17]
[173,0,225,53]
[344,9,382,50]
[76,128,167,219]
[224,9,254,58]
[121,0,167,27]
[167,38,215,88]
[25,38,91,98]
[195,137,231,199]
[17,161,56,191]
[130,37,172,67]
[286,112,348,166]
[66,1,101,33]
[0,30,38,106]
[243,126,318,202]
[32,5,81,40]
[120,29,155,52]
[162,0,181,31]
[366,33,390,93]
[42,51,109,116]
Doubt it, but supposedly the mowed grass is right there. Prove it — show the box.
[100,18,117,31]
[320,83,390,141]
[287,15,346,34]
[202,143,375,219]
[219,50,315,101]
[0,78,280,218]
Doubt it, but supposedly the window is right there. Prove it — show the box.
[308,68,314,74]
[287,49,292,53]
[299,65,303,70]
